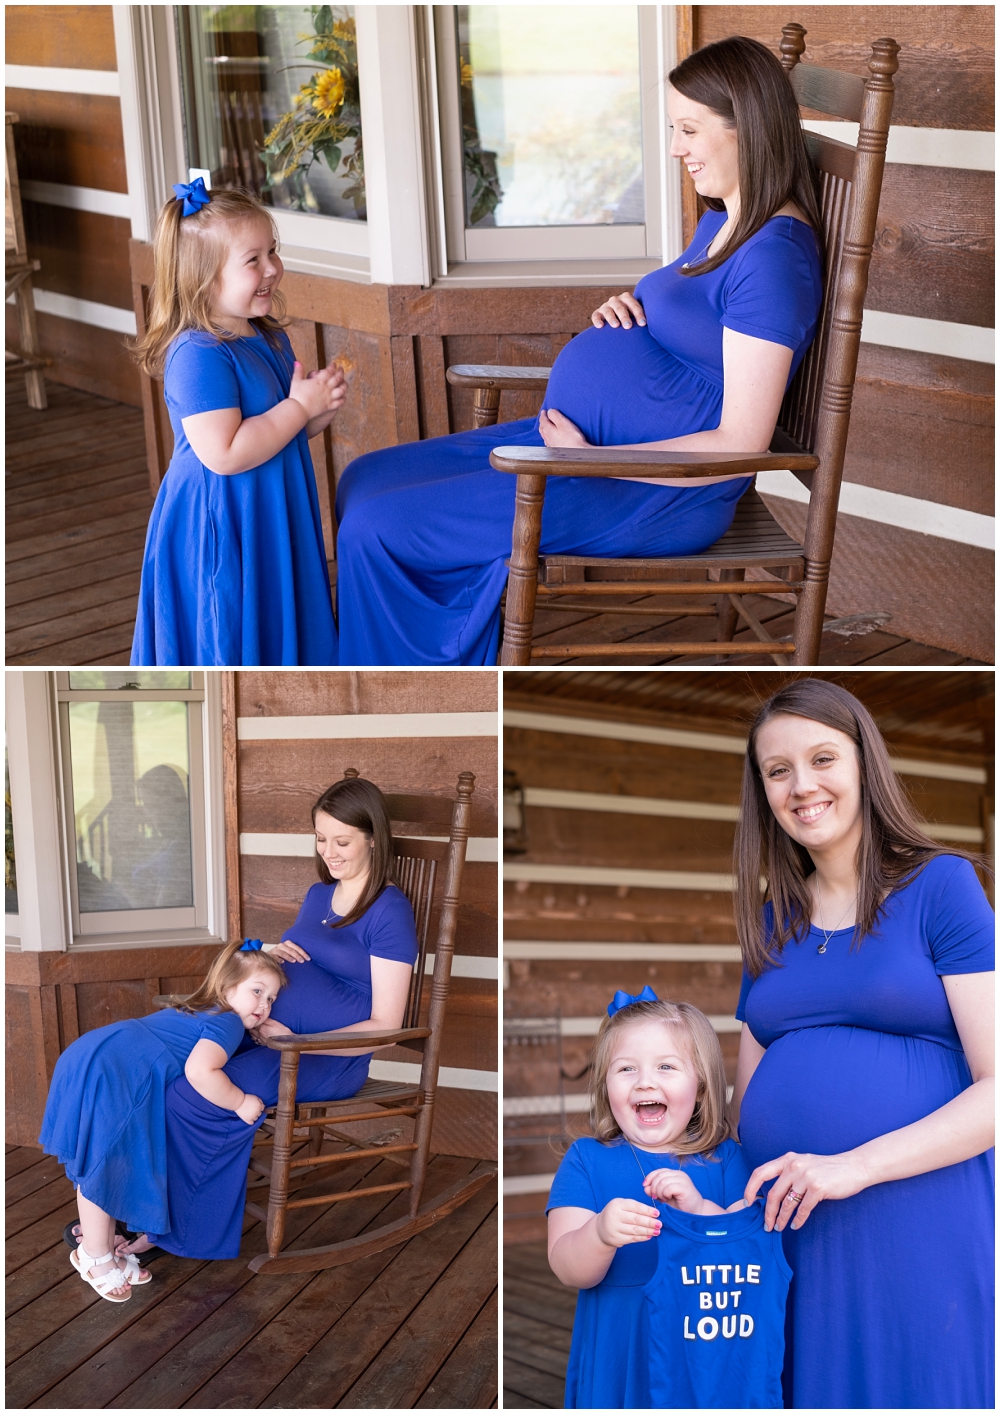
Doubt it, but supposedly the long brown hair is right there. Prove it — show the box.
[132,186,287,378]
[670,35,821,276]
[590,999,731,1158]
[179,938,287,1015]
[735,678,984,977]
[312,777,399,929]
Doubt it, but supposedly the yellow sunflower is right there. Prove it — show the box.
[313,67,346,117]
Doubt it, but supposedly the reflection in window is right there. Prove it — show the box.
[67,672,192,690]
[457,6,643,229]
[176,5,364,219]
[68,703,194,913]
[5,752,16,915]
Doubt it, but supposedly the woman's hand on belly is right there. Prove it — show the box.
[269,940,310,963]
[591,291,646,329]
[744,1150,870,1233]
[538,408,590,448]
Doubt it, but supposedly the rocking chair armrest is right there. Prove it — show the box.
[446,363,552,391]
[260,1024,432,1053]
[489,445,819,479]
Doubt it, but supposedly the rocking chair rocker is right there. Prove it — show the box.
[447,23,900,666]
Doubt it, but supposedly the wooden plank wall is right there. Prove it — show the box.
[502,692,991,1241]
[685,6,994,660]
[5,6,141,405]
[231,670,499,1161]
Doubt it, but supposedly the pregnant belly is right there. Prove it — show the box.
[270,960,371,1035]
[543,323,721,446]
[739,1025,972,1171]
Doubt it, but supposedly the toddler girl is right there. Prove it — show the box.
[547,991,789,1408]
[131,178,345,666]
[39,939,286,1302]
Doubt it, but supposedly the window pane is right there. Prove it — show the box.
[458,5,643,229]
[68,703,194,913]
[5,752,16,916]
[67,672,192,690]
[176,5,365,219]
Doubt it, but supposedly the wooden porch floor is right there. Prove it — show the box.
[6,1143,497,1409]
[7,378,985,667]
[503,1241,573,1409]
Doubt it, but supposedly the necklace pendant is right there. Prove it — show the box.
[817,942,828,954]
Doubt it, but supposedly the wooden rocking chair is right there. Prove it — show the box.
[446,24,900,667]
[5,113,48,409]
[155,767,495,1274]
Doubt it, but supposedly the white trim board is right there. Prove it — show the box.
[5,64,120,96]
[803,120,994,173]
[19,180,131,220]
[521,787,982,841]
[755,471,994,551]
[860,309,993,365]
[504,1087,735,1119]
[506,712,987,784]
[5,288,137,336]
[239,831,498,863]
[237,712,497,740]
[368,1060,498,1092]
[504,1172,557,1196]
[505,863,733,891]
[507,1013,741,1039]
[505,942,738,963]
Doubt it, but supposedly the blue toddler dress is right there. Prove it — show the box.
[547,1135,751,1407]
[38,1007,245,1237]
[737,855,995,1408]
[131,326,338,666]
[334,210,822,664]
[645,1202,791,1409]
[154,883,419,1260]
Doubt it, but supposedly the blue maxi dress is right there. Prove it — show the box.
[131,326,337,667]
[547,1135,751,1407]
[151,884,419,1259]
[737,856,995,1408]
[38,1008,246,1238]
[335,211,822,664]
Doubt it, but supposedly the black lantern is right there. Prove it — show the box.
[503,769,529,856]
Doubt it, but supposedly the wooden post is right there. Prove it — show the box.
[473,386,502,427]
[266,1050,301,1256]
[500,473,547,665]
[220,672,241,944]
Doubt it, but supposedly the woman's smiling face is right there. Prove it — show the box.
[314,810,373,883]
[755,714,864,860]
[605,1019,701,1152]
[667,85,740,207]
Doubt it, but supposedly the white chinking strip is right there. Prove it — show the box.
[802,120,995,173]
[755,470,994,551]
[521,788,982,839]
[504,942,743,962]
[505,1087,735,1119]
[239,831,498,862]
[367,1060,498,1092]
[505,863,734,891]
[237,711,497,739]
[19,180,131,219]
[504,1172,557,1196]
[5,288,137,336]
[559,1014,742,1037]
[5,63,120,96]
[860,310,993,365]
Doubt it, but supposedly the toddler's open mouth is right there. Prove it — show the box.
[634,1100,667,1124]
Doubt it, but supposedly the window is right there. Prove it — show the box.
[55,674,225,946]
[435,4,674,268]
[175,4,368,266]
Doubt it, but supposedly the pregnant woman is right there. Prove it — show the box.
[119,775,418,1262]
[732,679,994,1409]
[334,34,823,665]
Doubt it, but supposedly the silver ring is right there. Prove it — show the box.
[786,1189,804,1205]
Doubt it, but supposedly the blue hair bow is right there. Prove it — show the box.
[239,938,264,952]
[172,176,210,217]
[608,985,659,1017]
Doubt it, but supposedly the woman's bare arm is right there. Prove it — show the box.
[730,1022,767,1131]
[307,955,414,1057]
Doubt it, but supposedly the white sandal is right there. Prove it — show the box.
[70,1244,133,1303]
[120,1249,153,1285]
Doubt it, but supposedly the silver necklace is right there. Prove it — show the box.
[627,1139,670,1212]
[813,883,856,954]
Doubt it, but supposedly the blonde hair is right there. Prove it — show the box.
[590,999,731,1157]
[132,186,287,378]
[178,939,287,1015]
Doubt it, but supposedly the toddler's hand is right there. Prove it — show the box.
[595,1197,662,1248]
[643,1167,706,1213]
[236,1092,265,1125]
[289,360,347,420]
